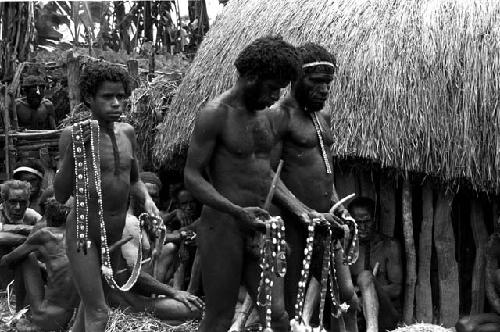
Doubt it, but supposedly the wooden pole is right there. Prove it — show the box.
[380,172,397,237]
[3,85,11,178]
[470,197,489,315]
[67,52,81,113]
[434,189,459,326]
[415,181,433,322]
[127,59,139,91]
[402,178,416,324]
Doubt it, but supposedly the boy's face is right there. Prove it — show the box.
[87,81,126,124]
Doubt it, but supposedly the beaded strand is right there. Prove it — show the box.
[255,216,286,332]
[294,219,317,323]
[310,113,332,174]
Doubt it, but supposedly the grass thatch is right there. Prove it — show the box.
[127,74,182,170]
[153,0,500,193]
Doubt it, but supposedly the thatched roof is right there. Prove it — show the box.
[154,0,500,193]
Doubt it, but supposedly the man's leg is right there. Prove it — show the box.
[284,218,306,318]
[373,277,400,330]
[107,288,201,321]
[66,233,109,332]
[154,242,178,284]
[302,276,320,326]
[187,249,201,294]
[356,270,378,332]
[244,255,289,332]
[198,221,244,332]
[334,247,358,332]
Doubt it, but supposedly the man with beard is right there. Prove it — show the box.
[16,75,56,130]
[268,43,359,330]
[347,197,402,332]
[184,36,311,332]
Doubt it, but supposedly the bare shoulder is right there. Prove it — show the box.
[384,237,402,256]
[27,227,56,244]
[41,98,54,107]
[193,95,229,132]
[116,122,136,140]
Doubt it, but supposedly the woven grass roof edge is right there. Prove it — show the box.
[153,0,500,193]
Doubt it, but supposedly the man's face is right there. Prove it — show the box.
[351,206,374,241]
[26,85,44,109]
[178,190,199,219]
[245,78,288,111]
[145,183,160,207]
[295,72,333,113]
[87,81,126,124]
[5,189,30,221]
[17,172,41,198]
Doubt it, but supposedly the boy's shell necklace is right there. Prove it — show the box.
[72,120,142,291]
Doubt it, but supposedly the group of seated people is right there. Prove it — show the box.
[0,157,409,332]
[0,160,205,331]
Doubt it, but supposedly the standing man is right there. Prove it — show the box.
[268,43,359,330]
[184,36,307,332]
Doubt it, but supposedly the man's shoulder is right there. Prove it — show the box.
[15,97,29,107]
[116,121,135,133]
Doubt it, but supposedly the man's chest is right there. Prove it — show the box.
[222,115,275,155]
[92,132,134,173]
[287,113,334,149]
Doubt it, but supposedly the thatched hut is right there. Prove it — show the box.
[153,0,500,327]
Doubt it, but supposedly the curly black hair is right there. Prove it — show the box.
[79,62,131,101]
[234,36,301,82]
[296,43,337,74]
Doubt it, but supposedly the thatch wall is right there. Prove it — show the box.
[154,0,500,193]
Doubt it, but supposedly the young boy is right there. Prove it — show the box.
[54,62,158,331]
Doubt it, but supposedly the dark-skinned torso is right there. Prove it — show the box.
[350,234,392,286]
[271,96,334,213]
[200,92,275,222]
[62,122,135,244]
[30,227,79,307]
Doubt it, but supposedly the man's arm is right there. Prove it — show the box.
[381,239,403,299]
[54,127,74,203]
[45,101,56,130]
[184,104,243,218]
[0,229,47,266]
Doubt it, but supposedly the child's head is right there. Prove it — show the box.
[80,62,131,123]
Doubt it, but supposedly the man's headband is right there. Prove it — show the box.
[302,61,336,69]
[13,166,43,179]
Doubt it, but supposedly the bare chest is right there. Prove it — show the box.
[222,114,275,156]
[287,113,333,149]
[89,131,134,174]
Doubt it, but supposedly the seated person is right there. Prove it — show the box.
[1,196,203,331]
[13,160,46,214]
[347,197,403,332]
[15,75,56,130]
[154,187,201,289]
[0,197,78,331]
[456,233,500,332]
[0,180,42,302]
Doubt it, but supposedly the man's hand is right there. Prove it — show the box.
[235,207,269,233]
[173,290,204,311]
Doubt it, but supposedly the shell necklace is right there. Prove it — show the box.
[310,113,332,174]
